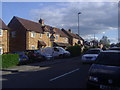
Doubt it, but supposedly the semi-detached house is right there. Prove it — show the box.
[61,29,84,46]
[8,16,70,52]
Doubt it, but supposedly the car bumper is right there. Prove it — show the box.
[87,81,120,90]
[81,59,95,64]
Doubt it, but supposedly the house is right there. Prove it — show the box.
[8,16,70,52]
[8,16,46,52]
[61,28,84,46]
[39,19,70,47]
[0,19,9,54]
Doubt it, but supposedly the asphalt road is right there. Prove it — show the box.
[2,56,91,88]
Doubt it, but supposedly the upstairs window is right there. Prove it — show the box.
[11,31,16,38]
[31,32,36,37]
[47,32,50,37]
[65,38,68,42]
[0,29,3,36]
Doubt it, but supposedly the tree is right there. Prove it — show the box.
[100,36,110,48]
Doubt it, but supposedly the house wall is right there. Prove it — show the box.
[73,38,78,45]
[26,31,46,50]
[0,30,8,53]
[8,18,26,52]
[26,31,69,49]
[54,34,68,44]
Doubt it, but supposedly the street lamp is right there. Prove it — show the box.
[78,12,82,44]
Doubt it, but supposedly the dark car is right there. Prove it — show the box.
[87,50,120,89]
[25,50,44,61]
[109,47,120,50]
[11,51,29,64]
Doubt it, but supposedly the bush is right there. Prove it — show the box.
[1,54,19,69]
[66,45,82,57]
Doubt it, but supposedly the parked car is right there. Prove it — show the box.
[42,47,70,58]
[87,50,120,89]
[25,50,44,61]
[109,47,120,50]
[35,49,54,60]
[11,51,29,64]
[81,49,103,64]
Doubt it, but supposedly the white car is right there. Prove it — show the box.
[81,49,103,64]
[41,47,70,58]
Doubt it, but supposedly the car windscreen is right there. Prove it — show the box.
[95,52,120,66]
[85,50,100,54]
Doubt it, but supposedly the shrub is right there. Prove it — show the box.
[66,45,82,57]
[1,54,19,69]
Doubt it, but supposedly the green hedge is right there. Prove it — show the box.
[1,54,19,69]
[66,45,82,57]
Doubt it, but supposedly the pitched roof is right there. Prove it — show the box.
[0,18,8,30]
[62,29,84,40]
[12,16,43,33]
[53,28,69,38]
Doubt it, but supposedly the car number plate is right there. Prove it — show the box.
[100,85,111,89]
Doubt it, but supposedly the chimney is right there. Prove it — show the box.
[39,18,44,26]
[68,29,72,33]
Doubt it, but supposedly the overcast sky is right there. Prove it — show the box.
[2,1,119,43]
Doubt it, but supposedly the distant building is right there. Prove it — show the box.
[61,28,84,46]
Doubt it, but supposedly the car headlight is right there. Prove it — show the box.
[81,56,86,60]
[89,76,98,82]
[91,56,97,60]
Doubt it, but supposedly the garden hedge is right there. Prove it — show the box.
[1,54,19,69]
[66,45,82,57]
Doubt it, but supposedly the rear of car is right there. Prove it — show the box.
[11,51,29,64]
[87,50,120,89]
[25,50,43,61]
[81,49,102,64]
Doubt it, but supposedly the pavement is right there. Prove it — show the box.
[1,56,81,75]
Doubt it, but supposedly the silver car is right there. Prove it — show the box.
[81,49,103,64]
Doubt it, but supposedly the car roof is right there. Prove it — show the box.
[102,50,120,53]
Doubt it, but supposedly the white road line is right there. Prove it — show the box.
[49,68,80,82]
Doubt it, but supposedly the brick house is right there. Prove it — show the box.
[0,19,9,54]
[61,29,84,46]
[39,19,70,48]
[8,16,46,52]
[8,16,70,52]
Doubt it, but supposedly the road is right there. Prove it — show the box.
[2,56,91,88]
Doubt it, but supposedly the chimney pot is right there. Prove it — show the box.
[68,29,72,32]
[39,18,44,26]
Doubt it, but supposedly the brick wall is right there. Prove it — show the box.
[0,30,8,53]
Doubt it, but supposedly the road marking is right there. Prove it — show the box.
[49,68,80,82]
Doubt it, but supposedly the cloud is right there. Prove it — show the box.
[30,2,118,42]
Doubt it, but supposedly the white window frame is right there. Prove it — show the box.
[31,32,36,38]
[0,47,3,55]
[46,32,50,37]
[64,38,68,42]
[56,35,59,40]
[40,33,42,38]
[31,45,35,50]
[0,29,3,37]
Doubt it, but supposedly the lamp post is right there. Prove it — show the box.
[78,12,82,44]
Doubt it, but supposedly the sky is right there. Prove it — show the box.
[1,1,119,44]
